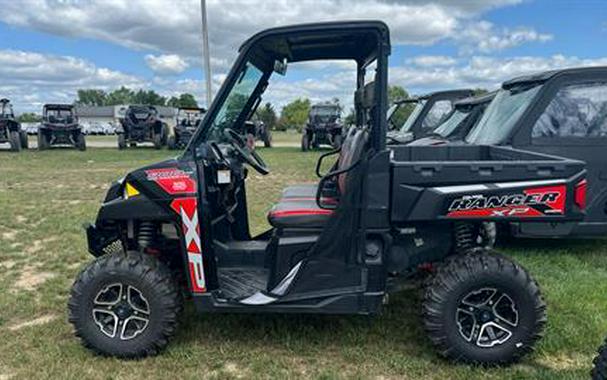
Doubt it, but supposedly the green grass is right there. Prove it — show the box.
[1,145,606,379]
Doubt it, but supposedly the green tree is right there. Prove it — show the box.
[255,102,277,130]
[388,85,413,129]
[132,89,166,106]
[106,86,135,105]
[17,112,41,123]
[279,98,311,131]
[344,107,356,126]
[473,88,489,96]
[167,93,199,108]
[75,89,107,106]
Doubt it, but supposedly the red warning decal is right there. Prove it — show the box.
[146,168,196,195]
[446,185,566,218]
[170,197,206,293]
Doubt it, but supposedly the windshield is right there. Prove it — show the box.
[400,100,425,132]
[433,109,469,137]
[204,61,264,142]
[311,106,339,117]
[465,84,542,144]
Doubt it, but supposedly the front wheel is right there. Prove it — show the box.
[37,130,48,150]
[593,338,607,379]
[153,132,162,149]
[117,133,126,150]
[76,133,86,151]
[19,131,28,149]
[167,135,177,150]
[263,129,272,148]
[68,251,183,358]
[422,251,546,365]
[8,130,21,152]
[301,133,310,151]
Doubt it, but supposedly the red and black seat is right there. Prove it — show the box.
[268,128,368,228]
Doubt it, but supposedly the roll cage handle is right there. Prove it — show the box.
[315,146,341,178]
[315,158,362,210]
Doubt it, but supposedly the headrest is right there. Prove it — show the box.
[354,81,376,110]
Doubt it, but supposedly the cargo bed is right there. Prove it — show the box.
[390,145,586,223]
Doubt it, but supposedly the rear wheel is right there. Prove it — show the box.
[593,338,607,379]
[301,133,310,151]
[153,132,162,149]
[37,130,48,150]
[167,135,177,150]
[19,131,28,149]
[68,251,183,358]
[422,251,546,365]
[117,134,126,150]
[76,133,86,151]
[8,130,21,152]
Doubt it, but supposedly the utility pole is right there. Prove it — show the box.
[200,0,213,106]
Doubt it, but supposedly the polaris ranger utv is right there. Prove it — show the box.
[69,21,588,364]
[38,104,85,150]
[387,89,473,144]
[168,107,206,150]
[0,98,27,151]
[117,105,168,149]
[302,102,344,150]
[408,91,496,146]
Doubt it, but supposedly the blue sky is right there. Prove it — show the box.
[0,0,605,113]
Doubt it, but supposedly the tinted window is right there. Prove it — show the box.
[532,82,607,139]
[422,100,453,130]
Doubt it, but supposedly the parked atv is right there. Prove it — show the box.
[117,105,168,149]
[387,89,474,144]
[38,104,85,150]
[168,107,206,150]
[69,21,587,365]
[0,98,27,151]
[302,103,343,150]
[407,91,496,146]
[245,118,272,148]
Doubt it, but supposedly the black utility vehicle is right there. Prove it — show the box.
[0,98,27,151]
[168,107,206,150]
[117,105,168,149]
[387,89,473,144]
[302,103,343,150]
[70,21,588,364]
[459,66,606,239]
[245,118,272,148]
[38,104,85,150]
[408,91,496,146]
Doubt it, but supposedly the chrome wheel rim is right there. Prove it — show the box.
[92,283,150,340]
[456,287,519,348]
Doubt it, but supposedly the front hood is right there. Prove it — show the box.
[386,131,413,144]
[124,158,199,201]
[408,136,449,146]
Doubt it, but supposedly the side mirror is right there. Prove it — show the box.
[273,58,288,76]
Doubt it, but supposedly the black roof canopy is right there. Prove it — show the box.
[454,91,497,108]
[239,21,390,66]
[503,66,607,89]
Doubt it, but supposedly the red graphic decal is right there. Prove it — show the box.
[146,168,197,195]
[446,185,566,218]
[170,197,205,293]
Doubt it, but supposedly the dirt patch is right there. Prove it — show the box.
[12,266,56,292]
[15,215,27,223]
[2,231,17,241]
[0,260,17,269]
[7,314,57,331]
[24,237,58,254]
[536,352,590,371]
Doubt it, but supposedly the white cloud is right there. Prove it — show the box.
[407,55,457,67]
[145,54,189,75]
[457,21,553,54]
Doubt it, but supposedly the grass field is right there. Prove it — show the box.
[1,139,607,379]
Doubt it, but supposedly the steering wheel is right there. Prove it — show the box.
[223,128,270,175]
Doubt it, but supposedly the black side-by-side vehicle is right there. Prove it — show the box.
[0,98,27,151]
[168,107,206,150]
[38,104,85,150]
[387,89,474,144]
[69,21,588,365]
[302,102,344,150]
[117,105,168,149]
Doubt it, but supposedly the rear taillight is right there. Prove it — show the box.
[574,179,587,210]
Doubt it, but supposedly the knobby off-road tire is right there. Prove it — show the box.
[332,133,342,149]
[422,251,546,365]
[301,133,310,151]
[37,130,48,150]
[8,130,21,152]
[68,251,183,358]
[117,133,126,150]
[167,135,177,150]
[263,130,272,148]
[153,132,163,149]
[19,131,28,149]
[76,133,86,151]
[593,338,607,379]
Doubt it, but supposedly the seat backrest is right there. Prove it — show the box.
[337,129,368,194]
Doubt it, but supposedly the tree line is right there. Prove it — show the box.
[75,87,199,108]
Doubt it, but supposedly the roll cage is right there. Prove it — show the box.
[187,21,391,154]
